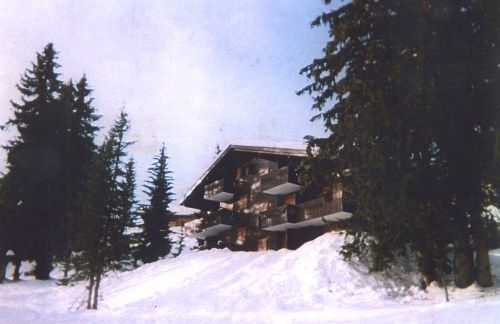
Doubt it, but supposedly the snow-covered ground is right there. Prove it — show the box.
[1,232,499,323]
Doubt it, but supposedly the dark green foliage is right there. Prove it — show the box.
[1,44,101,280]
[299,1,496,287]
[59,77,100,276]
[69,111,136,309]
[4,43,64,279]
[137,144,174,263]
[115,158,139,267]
[1,44,141,297]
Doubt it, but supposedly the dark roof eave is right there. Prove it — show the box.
[181,144,307,206]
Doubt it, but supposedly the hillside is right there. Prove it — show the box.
[1,232,499,323]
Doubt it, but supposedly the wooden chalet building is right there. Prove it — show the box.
[181,144,353,251]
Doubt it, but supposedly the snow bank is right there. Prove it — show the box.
[1,232,499,323]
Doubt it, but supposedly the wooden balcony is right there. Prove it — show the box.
[295,196,342,222]
[204,179,234,202]
[193,209,239,240]
[202,208,251,228]
[260,195,351,231]
[259,204,298,228]
[202,209,236,227]
[260,166,302,195]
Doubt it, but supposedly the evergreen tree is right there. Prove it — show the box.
[298,1,496,287]
[60,76,100,278]
[422,1,497,287]
[116,158,139,267]
[69,111,135,309]
[3,44,101,280]
[0,175,10,283]
[137,144,174,263]
[4,43,65,279]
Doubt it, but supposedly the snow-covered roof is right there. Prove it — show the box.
[170,204,199,215]
[190,224,231,239]
[229,139,307,151]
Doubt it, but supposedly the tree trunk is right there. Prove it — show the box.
[453,231,475,288]
[63,253,70,280]
[34,257,52,280]
[471,212,493,287]
[13,258,21,281]
[474,247,493,287]
[0,258,6,283]
[87,270,95,310]
[417,239,437,286]
[92,271,101,309]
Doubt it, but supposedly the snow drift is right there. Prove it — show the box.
[1,232,499,323]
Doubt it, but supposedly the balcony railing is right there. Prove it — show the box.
[202,209,240,228]
[204,179,234,202]
[202,212,222,228]
[259,204,297,228]
[295,196,342,222]
[260,166,301,195]
[259,196,345,229]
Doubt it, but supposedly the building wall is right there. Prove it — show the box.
[168,215,196,227]
[200,155,343,251]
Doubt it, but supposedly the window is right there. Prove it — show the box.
[236,194,248,211]
[236,227,246,245]
[283,194,296,205]
[255,201,269,212]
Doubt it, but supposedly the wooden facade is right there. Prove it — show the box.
[182,144,353,251]
[168,214,196,227]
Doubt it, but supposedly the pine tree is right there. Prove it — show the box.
[60,77,100,278]
[4,43,65,279]
[422,1,497,287]
[115,158,138,267]
[298,1,496,287]
[0,175,10,283]
[3,44,101,280]
[137,144,174,263]
[69,111,135,309]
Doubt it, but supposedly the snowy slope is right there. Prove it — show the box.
[1,232,499,323]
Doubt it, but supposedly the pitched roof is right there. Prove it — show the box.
[181,144,307,209]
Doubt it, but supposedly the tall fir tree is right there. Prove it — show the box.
[298,0,496,287]
[59,76,100,277]
[69,111,135,309]
[0,174,10,283]
[421,1,497,287]
[4,43,65,279]
[137,144,174,264]
[3,44,101,280]
[116,158,139,267]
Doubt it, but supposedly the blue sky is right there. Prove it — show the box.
[0,0,338,210]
